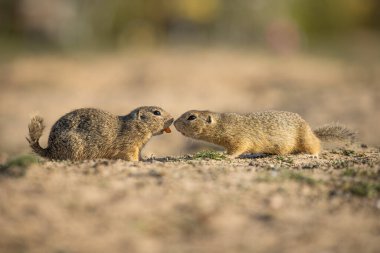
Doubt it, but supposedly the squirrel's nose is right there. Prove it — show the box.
[166,118,174,128]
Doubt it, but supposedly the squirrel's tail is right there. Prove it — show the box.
[313,123,357,143]
[26,116,49,158]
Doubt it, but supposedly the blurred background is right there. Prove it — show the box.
[1,0,379,158]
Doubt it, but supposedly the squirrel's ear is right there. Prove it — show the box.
[130,109,141,120]
[206,115,213,124]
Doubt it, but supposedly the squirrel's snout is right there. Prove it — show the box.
[165,118,174,128]
[173,119,180,129]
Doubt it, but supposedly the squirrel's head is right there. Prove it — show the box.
[129,106,173,136]
[174,110,217,139]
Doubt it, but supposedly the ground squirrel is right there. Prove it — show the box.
[27,107,173,161]
[174,110,356,158]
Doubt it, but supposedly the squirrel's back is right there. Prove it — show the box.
[174,110,356,157]
[220,111,305,134]
[48,108,119,144]
[27,106,174,161]
[27,108,120,160]
[46,108,120,159]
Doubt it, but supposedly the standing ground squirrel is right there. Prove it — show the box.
[27,107,173,161]
[174,110,356,158]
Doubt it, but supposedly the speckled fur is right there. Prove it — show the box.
[174,110,356,158]
[27,107,173,161]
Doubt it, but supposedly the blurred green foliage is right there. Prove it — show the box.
[0,154,39,177]
[291,0,380,36]
[0,0,379,49]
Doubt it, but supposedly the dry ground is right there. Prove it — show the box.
[0,48,379,252]
[1,48,380,157]
[0,147,379,253]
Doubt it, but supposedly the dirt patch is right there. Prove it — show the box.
[1,48,379,252]
[0,146,379,253]
[1,49,380,157]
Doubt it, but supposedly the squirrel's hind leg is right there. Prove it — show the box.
[300,127,321,157]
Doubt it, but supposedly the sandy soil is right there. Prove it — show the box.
[0,48,379,252]
[0,48,380,157]
[0,147,379,253]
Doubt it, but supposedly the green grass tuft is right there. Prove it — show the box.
[5,154,39,168]
[193,150,226,160]
[0,154,40,177]
[255,170,319,186]
[276,155,294,164]
[344,181,380,197]
[285,171,318,186]
[341,168,358,177]
[342,149,355,156]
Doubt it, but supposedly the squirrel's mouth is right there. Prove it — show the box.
[174,127,189,137]
[154,118,174,135]
[163,118,174,134]
[160,127,172,134]
[174,121,195,137]
[173,121,190,136]
[154,128,171,136]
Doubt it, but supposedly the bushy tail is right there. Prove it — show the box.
[313,123,357,143]
[26,116,49,158]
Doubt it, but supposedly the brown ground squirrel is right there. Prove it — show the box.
[27,107,173,161]
[174,110,356,158]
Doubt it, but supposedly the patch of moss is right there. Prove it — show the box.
[193,150,226,160]
[341,167,380,179]
[276,155,294,164]
[285,171,318,186]
[344,181,380,198]
[0,154,39,177]
[331,160,351,169]
[342,149,355,156]
[255,171,319,186]
[341,168,358,177]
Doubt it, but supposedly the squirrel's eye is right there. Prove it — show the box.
[153,110,161,116]
[187,115,197,121]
